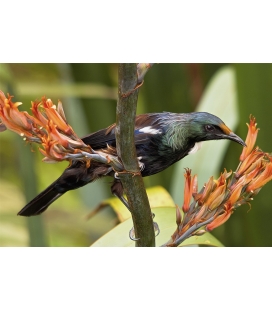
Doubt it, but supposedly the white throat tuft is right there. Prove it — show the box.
[188,142,203,154]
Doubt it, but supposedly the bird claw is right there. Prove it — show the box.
[129,227,140,241]
[115,195,161,241]
[115,170,141,178]
[151,212,160,236]
[153,221,160,237]
[121,80,144,98]
[129,219,160,241]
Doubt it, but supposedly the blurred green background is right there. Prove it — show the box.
[0,63,271,247]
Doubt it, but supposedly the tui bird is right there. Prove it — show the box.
[17,112,246,216]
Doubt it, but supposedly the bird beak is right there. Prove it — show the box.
[227,132,247,147]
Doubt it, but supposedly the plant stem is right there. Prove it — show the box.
[115,63,155,247]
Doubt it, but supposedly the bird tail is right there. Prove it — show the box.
[17,180,64,216]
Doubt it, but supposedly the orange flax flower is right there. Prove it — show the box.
[191,205,207,224]
[206,203,234,231]
[240,115,259,161]
[31,99,50,127]
[201,169,230,211]
[182,169,197,213]
[235,148,264,178]
[244,161,266,184]
[175,205,182,226]
[215,169,232,185]
[206,202,234,231]
[203,182,227,211]
[246,156,272,192]
[0,92,34,138]
[171,206,183,241]
[39,139,67,162]
[226,175,246,205]
[46,120,89,151]
[192,174,198,197]
[194,176,215,205]
[46,120,70,149]
[42,98,73,135]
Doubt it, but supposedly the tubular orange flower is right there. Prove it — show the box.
[204,182,226,211]
[226,176,246,205]
[175,205,182,226]
[46,120,70,149]
[200,169,230,211]
[31,99,49,127]
[240,115,259,161]
[182,168,195,213]
[40,139,66,162]
[246,156,272,192]
[0,93,34,137]
[42,98,73,135]
[194,176,215,205]
[235,148,264,178]
[206,202,233,231]
[192,205,206,223]
[215,169,232,186]
[244,161,265,184]
[239,155,265,177]
[192,174,198,197]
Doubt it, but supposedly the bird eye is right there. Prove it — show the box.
[205,125,215,132]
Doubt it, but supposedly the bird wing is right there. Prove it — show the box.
[81,124,116,149]
[81,113,166,150]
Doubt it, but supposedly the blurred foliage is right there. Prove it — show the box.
[0,63,271,246]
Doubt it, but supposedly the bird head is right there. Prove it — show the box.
[188,112,246,146]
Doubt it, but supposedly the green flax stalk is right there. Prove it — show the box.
[115,63,155,247]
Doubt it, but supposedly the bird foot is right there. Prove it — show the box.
[129,221,160,241]
[121,81,144,98]
[115,170,142,178]
[129,228,140,241]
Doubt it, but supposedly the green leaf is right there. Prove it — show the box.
[170,66,239,206]
[93,186,176,222]
[91,207,223,247]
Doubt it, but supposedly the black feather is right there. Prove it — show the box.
[18,181,63,216]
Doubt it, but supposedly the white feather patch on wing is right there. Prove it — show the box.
[188,142,203,154]
[139,126,162,134]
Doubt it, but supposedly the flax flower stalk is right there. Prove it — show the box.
[164,115,272,247]
[0,91,125,172]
